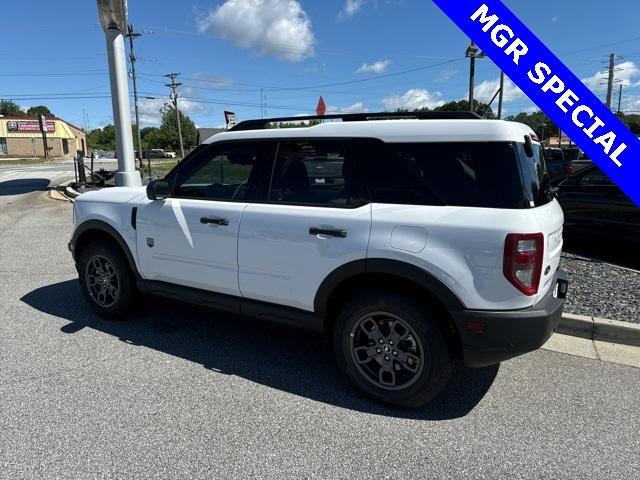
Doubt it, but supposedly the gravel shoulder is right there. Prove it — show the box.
[561,252,639,323]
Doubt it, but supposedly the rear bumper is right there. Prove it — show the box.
[452,271,569,367]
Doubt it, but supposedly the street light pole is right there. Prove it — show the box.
[96,0,141,187]
[127,24,143,168]
[465,42,485,114]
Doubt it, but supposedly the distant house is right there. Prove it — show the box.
[196,128,225,145]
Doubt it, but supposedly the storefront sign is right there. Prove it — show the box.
[6,120,56,133]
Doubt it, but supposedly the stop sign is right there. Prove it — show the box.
[316,96,326,116]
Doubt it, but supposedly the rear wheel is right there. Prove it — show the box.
[333,292,454,408]
[78,240,134,319]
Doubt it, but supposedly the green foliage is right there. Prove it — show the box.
[86,125,116,151]
[0,99,25,116]
[505,111,558,141]
[392,100,495,118]
[618,113,640,134]
[157,105,197,150]
[26,105,54,117]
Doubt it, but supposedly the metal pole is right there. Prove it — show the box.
[105,27,141,187]
[127,24,143,168]
[617,84,623,115]
[468,56,476,113]
[605,53,615,109]
[497,71,505,119]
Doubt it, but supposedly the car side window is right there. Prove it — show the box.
[580,167,614,186]
[170,142,273,201]
[267,140,367,207]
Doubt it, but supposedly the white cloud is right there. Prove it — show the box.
[338,0,365,19]
[327,102,368,114]
[197,0,315,62]
[381,89,445,111]
[473,76,525,103]
[136,98,207,127]
[582,61,640,93]
[356,59,391,74]
[435,68,459,83]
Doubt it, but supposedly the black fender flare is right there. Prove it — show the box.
[314,258,465,315]
[70,220,140,278]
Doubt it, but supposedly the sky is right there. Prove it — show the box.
[2,0,640,131]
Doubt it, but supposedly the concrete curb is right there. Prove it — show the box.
[558,313,640,347]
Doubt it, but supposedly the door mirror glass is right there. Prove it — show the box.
[146,179,171,200]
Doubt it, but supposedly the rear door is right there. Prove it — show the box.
[238,139,371,312]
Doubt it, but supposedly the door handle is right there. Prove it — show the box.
[201,216,229,226]
[309,227,347,238]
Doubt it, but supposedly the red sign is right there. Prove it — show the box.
[316,96,326,117]
[6,120,55,133]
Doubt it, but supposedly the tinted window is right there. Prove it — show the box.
[268,140,366,207]
[171,142,272,201]
[517,143,553,207]
[352,139,444,206]
[387,142,530,209]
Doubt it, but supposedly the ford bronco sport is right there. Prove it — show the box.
[69,112,569,408]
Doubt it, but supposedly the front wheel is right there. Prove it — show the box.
[333,292,454,408]
[78,240,134,319]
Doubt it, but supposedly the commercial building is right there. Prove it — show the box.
[0,116,87,158]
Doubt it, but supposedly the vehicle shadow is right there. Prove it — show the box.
[0,178,50,196]
[21,279,499,420]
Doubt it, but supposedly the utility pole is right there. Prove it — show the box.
[497,71,505,119]
[617,84,623,115]
[165,72,185,159]
[126,24,143,167]
[466,42,485,113]
[605,53,615,109]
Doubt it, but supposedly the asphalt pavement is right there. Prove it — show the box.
[0,170,639,479]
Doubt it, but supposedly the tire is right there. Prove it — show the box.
[78,240,135,319]
[333,292,454,408]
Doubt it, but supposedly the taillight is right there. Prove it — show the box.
[503,233,544,296]
[563,163,573,174]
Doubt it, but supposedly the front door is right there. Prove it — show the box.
[137,141,274,295]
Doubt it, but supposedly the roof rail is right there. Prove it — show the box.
[229,111,482,131]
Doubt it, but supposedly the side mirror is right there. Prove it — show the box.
[146,179,171,200]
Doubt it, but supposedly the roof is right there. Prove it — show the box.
[204,119,536,145]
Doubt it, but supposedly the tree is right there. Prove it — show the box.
[618,113,640,135]
[0,99,25,116]
[26,105,53,117]
[434,100,495,118]
[505,111,558,141]
[86,125,116,151]
[158,105,197,151]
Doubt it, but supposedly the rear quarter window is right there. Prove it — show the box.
[387,142,530,209]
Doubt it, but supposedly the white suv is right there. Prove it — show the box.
[69,112,569,408]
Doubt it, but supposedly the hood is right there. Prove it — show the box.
[75,187,147,204]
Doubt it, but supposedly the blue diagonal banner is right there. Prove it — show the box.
[433,0,640,207]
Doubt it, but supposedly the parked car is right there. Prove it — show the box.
[141,149,175,159]
[544,147,572,184]
[69,112,568,408]
[557,164,640,237]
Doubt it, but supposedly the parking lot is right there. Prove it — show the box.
[0,170,638,478]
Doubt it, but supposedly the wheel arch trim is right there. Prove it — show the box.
[70,220,140,278]
[314,258,466,315]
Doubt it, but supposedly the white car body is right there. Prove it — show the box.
[71,117,568,371]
